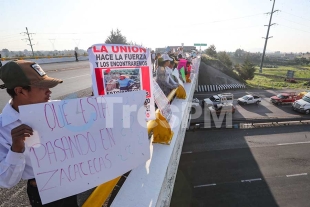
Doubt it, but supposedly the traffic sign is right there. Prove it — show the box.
[194,43,207,46]
[286,70,294,79]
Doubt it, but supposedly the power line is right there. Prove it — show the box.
[186,13,265,27]
[277,17,310,29]
[185,25,263,33]
[282,11,310,22]
[33,13,265,35]
[279,24,310,34]
[1,34,21,39]
[36,31,107,35]
[0,39,23,44]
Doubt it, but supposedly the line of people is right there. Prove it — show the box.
[151,47,195,96]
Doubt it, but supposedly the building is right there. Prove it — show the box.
[155,46,196,53]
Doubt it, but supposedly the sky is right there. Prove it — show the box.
[1,0,310,53]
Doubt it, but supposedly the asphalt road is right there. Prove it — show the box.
[191,89,308,124]
[171,125,310,207]
[0,61,92,112]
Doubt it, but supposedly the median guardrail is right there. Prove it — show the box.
[190,116,310,129]
[1,56,89,65]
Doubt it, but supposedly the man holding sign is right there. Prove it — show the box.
[0,60,78,206]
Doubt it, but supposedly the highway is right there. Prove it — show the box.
[0,61,92,111]
[191,89,308,125]
[172,125,310,207]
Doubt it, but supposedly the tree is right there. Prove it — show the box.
[127,41,143,47]
[236,57,256,80]
[217,51,233,68]
[105,29,127,44]
[205,44,217,57]
[234,48,245,57]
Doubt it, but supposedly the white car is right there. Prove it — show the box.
[192,98,201,107]
[204,93,233,107]
[237,95,261,105]
[292,92,310,114]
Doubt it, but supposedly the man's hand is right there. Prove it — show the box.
[11,124,33,153]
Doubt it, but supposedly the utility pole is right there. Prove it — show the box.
[259,0,278,73]
[21,27,35,57]
[49,39,56,51]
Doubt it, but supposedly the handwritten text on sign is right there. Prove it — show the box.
[19,91,150,204]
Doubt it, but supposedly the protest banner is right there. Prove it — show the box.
[153,79,172,121]
[180,67,186,82]
[172,69,184,87]
[19,91,150,204]
[87,44,155,121]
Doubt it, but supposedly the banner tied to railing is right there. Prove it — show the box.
[87,44,155,121]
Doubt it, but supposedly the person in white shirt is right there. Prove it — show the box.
[163,54,178,86]
[0,60,78,207]
[156,55,178,96]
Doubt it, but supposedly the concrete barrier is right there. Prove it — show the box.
[2,56,89,65]
[109,59,200,207]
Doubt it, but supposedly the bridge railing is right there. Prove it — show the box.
[82,57,200,207]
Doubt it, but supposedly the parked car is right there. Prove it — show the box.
[192,98,201,107]
[208,103,235,115]
[191,98,202,114]
[292,92,310,114]
[270,92,301,105]
[237,95,261,105]
[204,93,233,107]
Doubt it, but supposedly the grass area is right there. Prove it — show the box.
[247,65,310,89]
[247,74,310,89]
[256,65,310,78]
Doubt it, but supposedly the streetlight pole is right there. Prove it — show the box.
[259,0,277,73]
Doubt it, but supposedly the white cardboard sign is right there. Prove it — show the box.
[19,91,150,204]
[172,68,184,87]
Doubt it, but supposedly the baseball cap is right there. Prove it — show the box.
[0,60,63,89]
[161,54,173,62]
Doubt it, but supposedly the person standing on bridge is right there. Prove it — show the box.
[74,50,78,62]
[0,60,78,207]
[156,55,179,96]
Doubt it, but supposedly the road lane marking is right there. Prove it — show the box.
[286,173,307,177]
[182,151,192,154]
[194,183,216,188]
[62,74,90,80]
[241,178,262,183]
[277,141,310,146]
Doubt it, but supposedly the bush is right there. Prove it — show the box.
[217,51,233,68]
[236,57,256,80]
